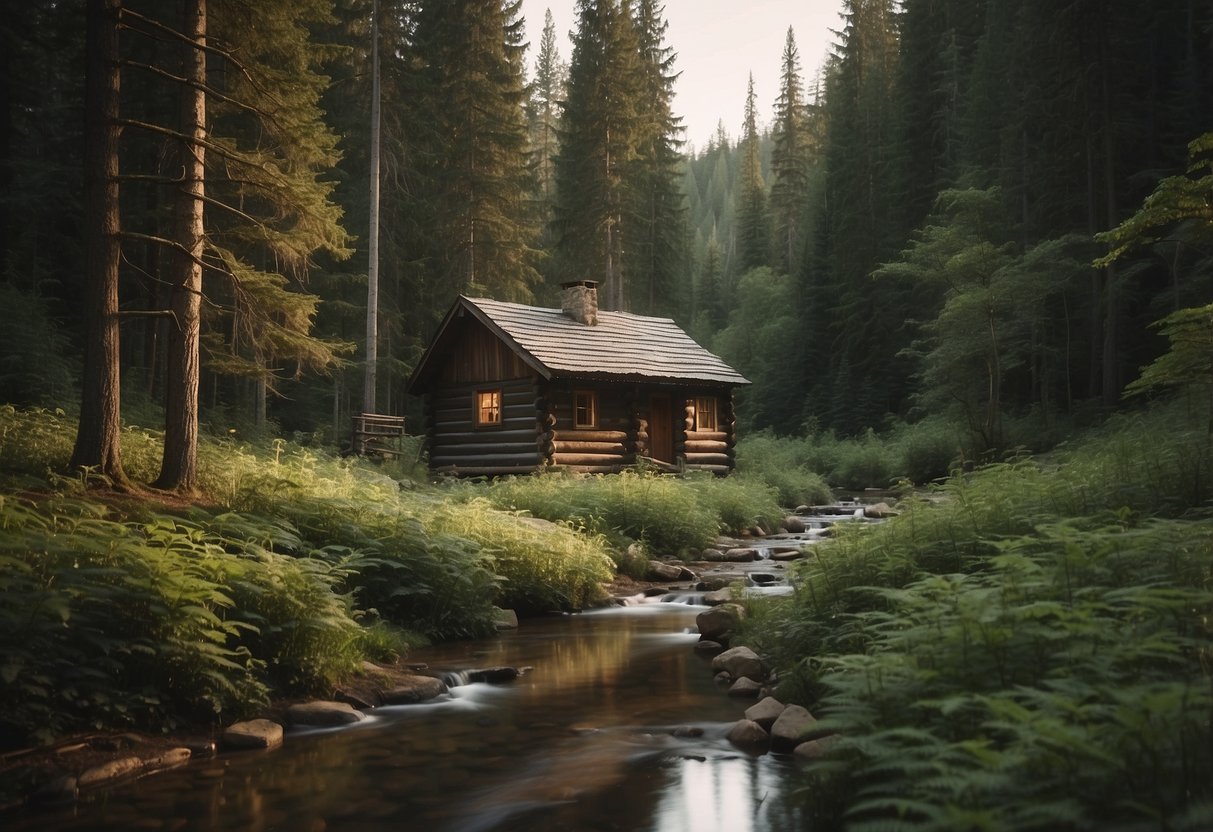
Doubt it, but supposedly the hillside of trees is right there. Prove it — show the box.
[3,0,1213,472]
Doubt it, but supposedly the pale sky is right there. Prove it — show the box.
[519,0,848,151]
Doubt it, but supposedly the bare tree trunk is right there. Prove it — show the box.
[363,0,381,415]
[71,0,130,489]
[155,0,205,493]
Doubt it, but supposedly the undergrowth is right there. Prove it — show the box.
[0,406,614,745]
[744,401,1213,829]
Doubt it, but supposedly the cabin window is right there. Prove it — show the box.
[694,396,718,432]
[475,389,502,427]
[574,390,598,429]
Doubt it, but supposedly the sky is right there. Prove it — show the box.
[518,0,848,151]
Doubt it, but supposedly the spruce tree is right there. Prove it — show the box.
[769,27,811,276]
[626,0,685,316]
[528,8,565,246]
[553,0,644,311]
[735,74,769,274]
[411,0,541,304]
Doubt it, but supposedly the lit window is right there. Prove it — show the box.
[574,391,598,429]
[476,390,501,426]
[694,397,718,431]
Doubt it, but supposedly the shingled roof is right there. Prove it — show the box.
[408,295,750,391]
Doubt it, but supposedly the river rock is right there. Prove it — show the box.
[695,575,735,591]
[727,676,763,697]
[864,501,897,518]
[748,573,777,586]
[726,719,769,748]
[712,645,764,680]
[771,704,819,752]
[698,548,729,562]
[147,748,192,769]
[723,547,758,562]
[382,675,447,704]
[782,516,807,533]
[771,548,806,562]
[287,700,366,726]
[702,587,732,605]
[223,719,284,750]
[466,666,520,684]
[745,696,786,728]
[696,603,743,639]
[693,638,724,655]
[794,733,841,760]
[646,560,684,581]
[77,756,143,788]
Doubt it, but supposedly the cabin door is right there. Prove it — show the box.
[649,395,674,463]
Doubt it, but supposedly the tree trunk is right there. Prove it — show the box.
[71,0,130,488]
[155,0,205,493]
[363,0,380,414]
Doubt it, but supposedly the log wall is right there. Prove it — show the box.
[426,376,542,476]
[539,384,635,474]
[675,390,737,475]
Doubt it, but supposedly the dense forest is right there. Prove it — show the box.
[5,0,1213,468]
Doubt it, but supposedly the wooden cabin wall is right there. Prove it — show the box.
[539,383,635,474]
[677,389,737,475]
[438,318,532,385]
[427,376,541,476]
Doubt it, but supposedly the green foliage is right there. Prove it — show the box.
[481,467,783,555]
[0,406,625,743]
[746,402,1213,828]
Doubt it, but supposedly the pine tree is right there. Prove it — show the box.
[553,0,645,310]
[112,0,353,490]
[769,27,812,275]
[626,0,685,316]
[71,0,129,488]
[528,8,565,245]
[735,74,768,273]
[411,0,541,305]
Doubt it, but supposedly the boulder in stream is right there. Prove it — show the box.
[782,516,807,533]
[712,645,764,681]
[727,676,764,697]
[771,705,821,752]
[222,719,284,750]
[745,696,786,729]
[646,560,684,581]
[382,675,447,704]
[696,603,744,640]
[287,700,365,727]
[726,719,770,748]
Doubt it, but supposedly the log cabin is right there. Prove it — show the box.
[406,281,750,477]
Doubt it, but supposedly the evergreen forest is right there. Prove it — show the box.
[4,1,1213,829]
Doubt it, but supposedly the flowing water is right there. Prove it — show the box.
[17,600,809,832]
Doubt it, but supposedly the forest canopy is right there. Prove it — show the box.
[2,0,1212,463]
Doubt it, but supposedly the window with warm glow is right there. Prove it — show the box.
[475,390,502,426]
[694,397,718,431]
[574,391,598,429]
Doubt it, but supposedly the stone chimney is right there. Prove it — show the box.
[560,280,599,326]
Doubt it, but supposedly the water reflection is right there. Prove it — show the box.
[13,605,805,832]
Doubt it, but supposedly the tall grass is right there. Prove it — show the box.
[745,401,1213,829]
[480,467,785,556]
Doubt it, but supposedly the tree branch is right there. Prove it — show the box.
[119,59,263,118]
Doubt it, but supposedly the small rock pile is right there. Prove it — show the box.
[694,600,838,759]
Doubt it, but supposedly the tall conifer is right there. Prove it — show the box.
[735,74,768,274]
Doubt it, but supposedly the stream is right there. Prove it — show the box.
[13,503,888,831]
[17,600,809,832]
